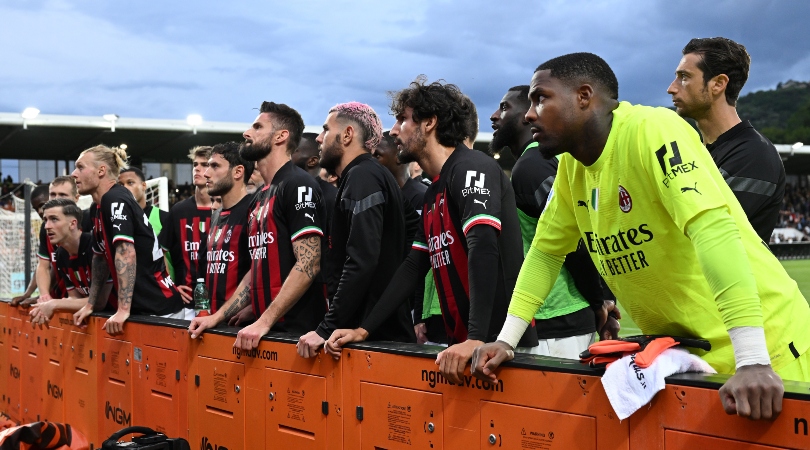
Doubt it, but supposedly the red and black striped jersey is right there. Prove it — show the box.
[55,232,116,308]
[248,162,327,334]
[159,196,211,289]
[413,145,534,345]
[91,184,183,316]
[37,223,67,298]
[206,195,252,313]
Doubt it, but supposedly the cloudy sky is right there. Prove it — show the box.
[1,0,809,129]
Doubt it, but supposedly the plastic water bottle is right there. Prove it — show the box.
[193,278,211,317]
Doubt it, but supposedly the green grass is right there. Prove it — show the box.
[618,258,810,337]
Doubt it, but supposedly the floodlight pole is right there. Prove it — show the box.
[23,183,32,287]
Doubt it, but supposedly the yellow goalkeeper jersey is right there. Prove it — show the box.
[533,101,809,373]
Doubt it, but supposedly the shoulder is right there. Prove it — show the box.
[170,197,195,213]
[342,157,387,195]
[512,148,557,181]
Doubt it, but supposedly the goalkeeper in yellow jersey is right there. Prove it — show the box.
[472,52,810,421]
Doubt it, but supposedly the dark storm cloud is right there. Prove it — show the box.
[0,0,807,131]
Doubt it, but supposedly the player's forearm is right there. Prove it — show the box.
[218,273,252,321]
[88,254,110,309]
[465,225,501,341]
[23,276,37,296]
[360,248,430,334]
[509,247,565,322]
[261,269,314,327]
[114,242,137,313]
[35,258,51,297]
[686,207,762,329]
[49,296,92,314]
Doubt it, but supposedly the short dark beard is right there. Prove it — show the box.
[318,135,343,175]
[396,127,426,165]
[207,174,235,197]
[489,114,522,156]
[239,139,272,162]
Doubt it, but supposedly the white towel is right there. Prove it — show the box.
[601,347,716,420]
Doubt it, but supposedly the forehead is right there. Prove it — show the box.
[50,182,72,193]
[76,152,94,165]
[501,90,523,104]
[529,69,557,91]
[118,172,140,183]
[254,112,275,126]
[43,206,65,217]
[324,111,339,125]
[677,53,702,73]
[208,153,229,166]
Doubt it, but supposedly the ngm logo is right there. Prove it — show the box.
[47,380,63,399]
[296,186,316,210]
[201,437,229,450]
[105,401,131,426]
[462,171,490,197]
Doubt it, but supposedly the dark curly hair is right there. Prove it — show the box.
[212,141,255,182]
[389,76,472,148]
[259,101,305,154]
[536,53,619,100]
[682,37,750,106]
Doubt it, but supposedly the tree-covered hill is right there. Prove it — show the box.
[737,80,810,144]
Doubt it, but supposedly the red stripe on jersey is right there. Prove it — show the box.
[249,196,283,316]
[154,271,176,298]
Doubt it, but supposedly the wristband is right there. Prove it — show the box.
[496,314,530,349]
[728,326,771,368]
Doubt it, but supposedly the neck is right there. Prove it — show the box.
[91,178,116,204]
[306,166,321,178]
[417,139,455,179]
[194,186,211,207]
[569,100,619,166]
[335,147,368,178]
[221,184,247,210]
[695,102,741,145]
[138,197,147,209]
[509,128,535,159]
[62,229,83,256]
[257,147,291,186]
[393,168,409,188]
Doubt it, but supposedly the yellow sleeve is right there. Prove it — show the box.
[636,110,728,232]
[508,248,565,322]
[686,207,763,329]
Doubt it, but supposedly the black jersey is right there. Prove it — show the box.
[81,207,94,232]
[315,153,415,343]
[55,232,116,306]
[206,195,252,313]
[316,177,338,226]
[705,120,786,242]
[402,177,428,216]
[413,145,536,345]
[248,162,327,334]
[91,184,183,316]
[159,197,211,289]
[37,223,67,298]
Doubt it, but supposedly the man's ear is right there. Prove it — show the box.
[422,116,438,135]
[232,164,245,181]
[710,74,729,98]
[306,155,320,169]
[577,83,595,109]
[275,129,290,147]
[342,124,355,146]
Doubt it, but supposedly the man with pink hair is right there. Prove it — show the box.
[297,102,417,357]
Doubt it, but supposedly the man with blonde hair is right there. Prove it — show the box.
[160,146,212,315]
[73,145,183,335]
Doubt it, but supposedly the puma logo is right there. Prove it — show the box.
[577,200,588,209]
[304,213,315,222]
[473,198,488,209]
[185,224,193,230]
[113,224,122,231]
[680,183,701,195]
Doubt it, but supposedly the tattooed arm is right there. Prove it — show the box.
[102,242,136,335]
[188,269,252,338]
[74,253,111,326]
[234,235,321,350]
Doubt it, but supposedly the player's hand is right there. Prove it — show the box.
[10,295,30,306]
[595,300,620,339]
[471,340,514,383]
[188,314,221,339]
[324,328,369,360]
[599,301,621,340]
[233,319,271,351]
[38,293,53,303]
[29,301,55,327]
[414,323,428,345]
[73,303,93,327]
[227,306,255,326]
[436,339,483,384]
[719,364,784,420]
[297,331,325,358]
[103,310,130,336]
[177,285,193,304]
[19,297,38,308]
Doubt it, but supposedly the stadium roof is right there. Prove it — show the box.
[0,112,806,173]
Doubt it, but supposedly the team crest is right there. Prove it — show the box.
[224,228,232,243]
[618,185,632,213]
[199,222,206,233]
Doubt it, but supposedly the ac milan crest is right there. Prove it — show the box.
[618,185,632,213]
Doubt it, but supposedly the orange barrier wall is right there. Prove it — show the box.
[2,300,809,450]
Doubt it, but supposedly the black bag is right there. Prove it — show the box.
[101,426,190,450]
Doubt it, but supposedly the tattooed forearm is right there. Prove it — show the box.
[89,254,110,307]
[114,242,137,311]
[292,235,321,280]
[221,284,251,320]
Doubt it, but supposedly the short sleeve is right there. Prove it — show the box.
[451,161,504,236]
[104,196,136,245]
[531,158,581,257]
[284,176,325,241]
[636,111,728,232]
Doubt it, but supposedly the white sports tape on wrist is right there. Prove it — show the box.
[496,314,530,349]
[728,326,771,368]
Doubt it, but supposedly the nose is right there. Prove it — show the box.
[390,122,400,137]
[316,131,324,144]
[667,79,678,95]
[525,105,538,124]
[490,109,500,124]
[203,167,211,179]
[243,129,251,140]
